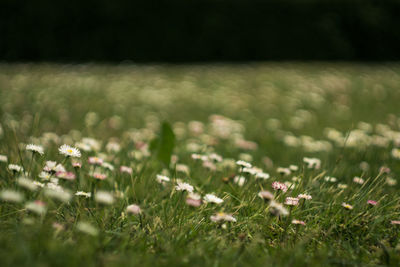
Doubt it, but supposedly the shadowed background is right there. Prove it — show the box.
[1,0,400,62]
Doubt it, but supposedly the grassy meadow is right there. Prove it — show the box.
[0,63,400,266]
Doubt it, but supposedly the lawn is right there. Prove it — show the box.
[0,63,400,266]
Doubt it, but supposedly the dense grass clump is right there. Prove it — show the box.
[0,63,400,266]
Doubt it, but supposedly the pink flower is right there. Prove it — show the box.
[367,200,377,206]
[379,166,391,174]
[284,197,299,206]
[72,162,82,168]
[391,220,400,225]
[56,171,76,180]
[186,197,202,207]
[186,193,202,207]
[126,204,142,215]
[88,157,103,166]
[272,181,288,192]
[291,219,306,225]
[92,173,107,180]
[120,166,133,175]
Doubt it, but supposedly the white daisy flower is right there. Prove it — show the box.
[59,144,81,158]
[324,176,337,182]
[210,212,237,223]
[25,200,47,215]
[126,204,142,215]
[26,144,44,155]
[233,176,246,187]
[17,177,38,191]
[0,154,8,163]
[175,182,194,193]
[39,171,52,180]
[33,181,45,188]
[353,176,364,184]
[303,157,321,169]
[298,194,312,200]
[0,190,24,203]
[204,194,224,204]
[95,191,114,205]
[102,162,114,171]
[236,160,252,168]
[156,174,170,184]
[45,188,72,203]
[255,172,270,180]
[337,183,348,189]
[269,200,289,217]
[8,164,23,173]
[75,191,92,198]
[77,222,98,236]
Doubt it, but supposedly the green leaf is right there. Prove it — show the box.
[151,122,175,166]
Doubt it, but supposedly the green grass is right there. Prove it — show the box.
[0,63,400,266]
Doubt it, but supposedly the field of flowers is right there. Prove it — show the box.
[0,63,400,266]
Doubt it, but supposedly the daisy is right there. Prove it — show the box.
[75,191,91,198]
[277,167,291,176]
[236,160,252,168]
[210,212,237,223]
[17,177,38,191]
[204,194,224,204]
[233,176,246,187]
[126,204,142,215]
[341,202,353,210]
[0,190,24,203]
[72,162,82,168]
[298,194,312,200]
[324,176,337,182]
[88,157,103,165]
[44,188,72,203]
[337,183,348,189]
[8,164,23,173]
[39,171,52,180]
[0,154,7,163]
[59,144,81,158]
[56,171,76,180]
[258,191,274,202]
[386,177,397,186]
[26,144,44,155]
[175,182,194,193]
[353,176,364,184]
[209,153,223,162]
[120,166,133,175]
[95,191,114,205]
[186,193,202,207]
[242,167,258,175]
[92,173,107,180]
[176,164,190,174]
[289,165,299,172]
[284,197,299,206]
[303,157,321,169]
[256,172,270,180]
[156,174,170,184]
[106,141,121,153]
[292,219,306,225]
[269,200,289,217]
[43,161,63,173]
[25,200,47,215]
[77,222,98,236]
[272,181,288,192]
[102,162,114,171]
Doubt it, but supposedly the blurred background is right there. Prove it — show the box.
[1,0,400,62]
